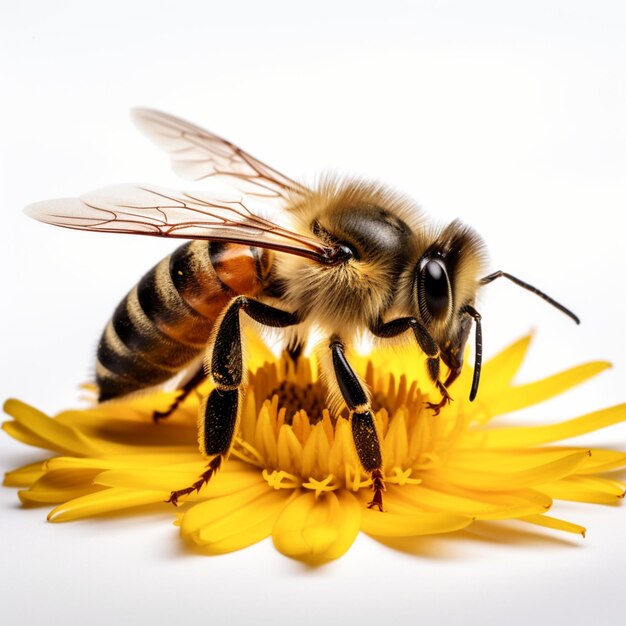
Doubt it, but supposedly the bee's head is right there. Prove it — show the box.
[411,220,488,375]
[412,219,579,402]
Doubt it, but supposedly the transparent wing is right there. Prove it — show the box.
[132,108,309,203]
[24,184,336,263]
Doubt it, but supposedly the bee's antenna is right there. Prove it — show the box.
[462,305,482,402]
[481,271,580,325]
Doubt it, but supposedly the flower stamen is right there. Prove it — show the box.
[262,469,301,490]
[232,438,265,467]
[303,474,340,496]
[387,467,422,486]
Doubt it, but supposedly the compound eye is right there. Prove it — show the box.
[418,257,451,320]
[337,241,360,261]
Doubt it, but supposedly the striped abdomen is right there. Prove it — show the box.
[96,240,268,401]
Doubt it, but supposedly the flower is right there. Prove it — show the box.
[3,333,626,564]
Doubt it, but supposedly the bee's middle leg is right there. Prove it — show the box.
[152,364,207,423]
[330,336,385,512]
[167,297,299,505]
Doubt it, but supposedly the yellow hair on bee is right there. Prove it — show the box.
[288,174,426,234]
[275,176,426,340]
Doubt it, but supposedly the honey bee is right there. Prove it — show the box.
[25,109,579,510]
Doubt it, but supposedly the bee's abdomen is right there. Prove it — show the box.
[97,240,264,401]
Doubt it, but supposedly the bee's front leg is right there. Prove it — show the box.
[370,317,450,415]
[167,297,300,506]
[330,336,385,512]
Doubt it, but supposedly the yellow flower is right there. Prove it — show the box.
[3,333,626,564]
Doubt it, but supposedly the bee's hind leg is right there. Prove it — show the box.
[152,365,207,423]
[167,296,300,506]
[330,336,386,512]
[166,455,222,506]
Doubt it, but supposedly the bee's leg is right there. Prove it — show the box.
[152,364,207,423]
[330,336,385,512]
[167,297,300,505]
[287,341,305,364]
[165,455,223,506]
[370,317,451,415]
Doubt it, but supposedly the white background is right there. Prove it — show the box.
[1,1,625,625]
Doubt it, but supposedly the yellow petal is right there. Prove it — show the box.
[383,408,409,470]
[3,461,47,487]
[447,447,626,474]
[45,454,193,471]
[574,449,626,474]
[55,393,192,425]
[276,424,304,475]
[301,423,332,479]
[328,419,360,480]
[47,487,166,521]
[95,468,262,498]
[43,454,251,473]
[484,404,626,448]
[9,464,101,506]
[254,406,278,468]
[520,514,586,537]
[395,484,552,520]
[53,413,196,454]
[361,496,472,537]
[93,467,201,491]
[272,491,362,563]
[536,476,626,504]
[20,488,104,505]
[479,333,532,390]
[3,399,94,455]
[2,421,53,450]
[191,493,290,554]
[181,482,290,554]
[436,450,591,491]
[476,361,611,418]
[239,390,258,445]
[20,467,105,504]
[181,480,272,536]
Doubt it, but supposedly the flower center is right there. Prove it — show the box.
[265,379,399,424]
[229,354,453,495]
[266,379,328,424]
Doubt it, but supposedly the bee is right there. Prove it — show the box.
[25,109,579,511]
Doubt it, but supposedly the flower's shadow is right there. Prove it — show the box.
[174,535,337,568]
[171,519,584,567]
[370,521,583,560]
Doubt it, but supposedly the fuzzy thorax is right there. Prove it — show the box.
[274,177,487,347]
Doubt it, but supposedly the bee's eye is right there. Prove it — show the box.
[417,257,451,321]
[312,219,359,262]
[337,241,360,261]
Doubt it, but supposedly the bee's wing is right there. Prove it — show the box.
[132,108,308,203]
[25,184,335,263]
